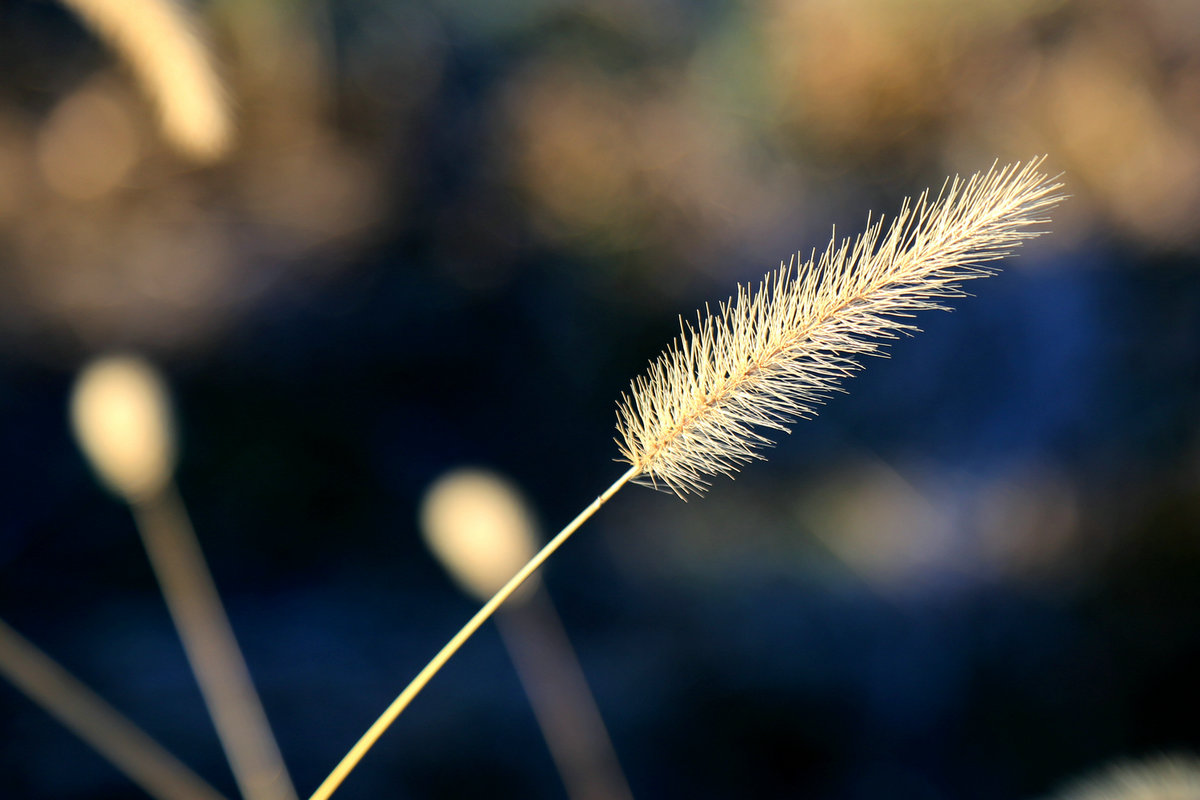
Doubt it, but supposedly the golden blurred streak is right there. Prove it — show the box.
[0,617,228,800]
[59,0,232,161]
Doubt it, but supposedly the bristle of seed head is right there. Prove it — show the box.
[615,158,1065,497]
[1050,754,1200,800]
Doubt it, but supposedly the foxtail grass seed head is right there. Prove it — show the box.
[306,160,1065,800]
[616,158,1064,497]
[70,354,177,503]
[420,469,542,604]
[1049,754,1200,800]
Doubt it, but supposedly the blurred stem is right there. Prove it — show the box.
[308,466,639,800]
[0,616,228,800]
[496,589,635,800]
[133,484,298,800]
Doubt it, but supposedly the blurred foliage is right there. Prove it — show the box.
[1,0,1198,356]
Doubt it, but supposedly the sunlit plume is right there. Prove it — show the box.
[70,354,176,503]
[420,469,542,604]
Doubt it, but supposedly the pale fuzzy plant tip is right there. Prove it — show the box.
[419,468,542,604]
[59,0,233,161]
[70,354,177,503]
[1048,753,1200,800]
[616,158,1065,497]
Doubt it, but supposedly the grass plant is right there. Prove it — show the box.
[309,157,1065,799]
[421,468,634,800]
[70,356,297,800]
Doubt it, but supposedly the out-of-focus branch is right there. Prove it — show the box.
[0,617,228,800]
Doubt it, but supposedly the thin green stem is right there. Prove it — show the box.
[308,466,639,800]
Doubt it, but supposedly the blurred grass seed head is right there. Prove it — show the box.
[420,469,542,604]
[70,354,177,503]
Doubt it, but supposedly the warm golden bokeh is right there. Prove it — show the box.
[758,0,1200,249]
[58,0,232,162]
[420,468,542,604]
[497,57,768,270]
[2,0,1197,360]
[0,2,395,358]
[36,82,140,200]
[70,354,176,502]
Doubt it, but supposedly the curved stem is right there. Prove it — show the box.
[308,466,639,800]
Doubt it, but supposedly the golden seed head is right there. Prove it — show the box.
[616,159,1065,497]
